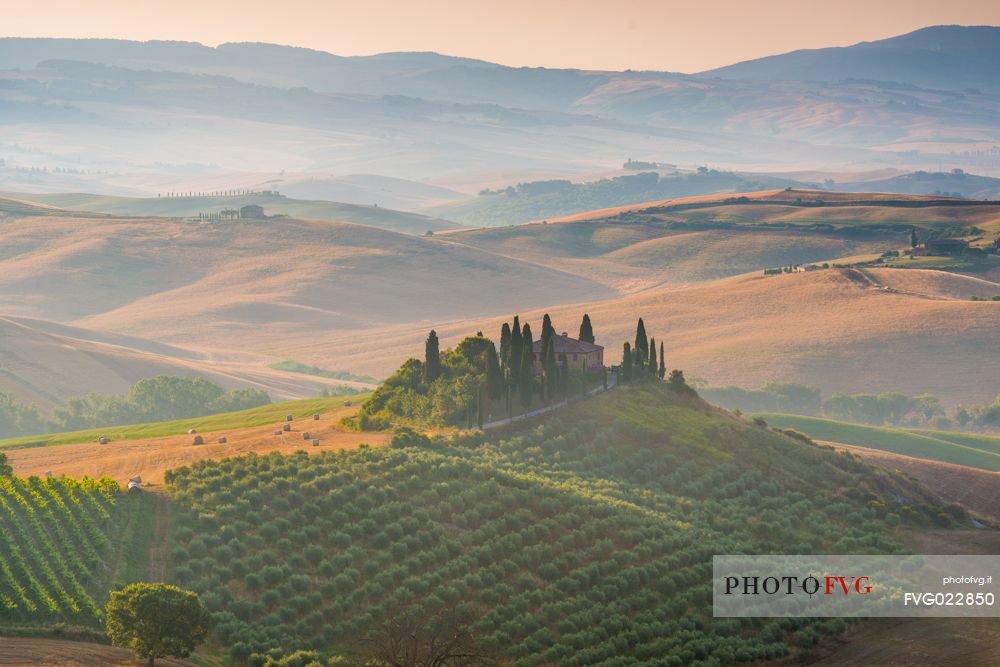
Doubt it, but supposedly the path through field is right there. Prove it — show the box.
[147,492,171,582]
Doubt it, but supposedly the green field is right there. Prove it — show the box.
[0,395,369,452]
[163,384,950,665]
[757,414,1000,471]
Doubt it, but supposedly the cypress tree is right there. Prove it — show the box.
[578,314,595,344]
[518,329,534,410]
[499,322,512,371]
[658,341,666,380]
[541,313,554,356]
[424,330,441,382]
[510,316,522,383]
[486,343,503,400]
[622,342,633,382]
[635,318,648,358]
[560,353,569,398]
[910,226,919,248]
[544,336,557,402]
[649,337,657,375]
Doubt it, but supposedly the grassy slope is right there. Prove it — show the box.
[757,413,1000,471]
[0,395,369,451]
[162,383,952,663]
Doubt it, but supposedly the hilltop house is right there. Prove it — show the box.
[533,333,604,372]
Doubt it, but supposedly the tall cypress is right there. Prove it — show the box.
[518,324,534,409]
[499,322,512,371]
[544,336,557,402]
[910,226,919,248]
[510,316,522,383]
[560,353,569,398]
[622,342,633,382]
[424,330,441,383]
[486,343,503,400]
[578,314,595,344]
[635,318,648,358]
[540,313,554,363]
[658,341,666,380]
[649,337,657,375]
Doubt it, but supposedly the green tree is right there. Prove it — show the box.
[560,354,569,398]
[658,342,666,380]
[543,337,557,402]
[667,370,694,395]
[910,226,919,248]
[105,583,211,667]
[578,314,595,344]
[649,337,657,375]
[425,330,442,383]
[622,342,633,382]
[635,318,648,359]
[127,376,225,421]
[540,313,555,361]
[509,316,522,383]
[518,323,534,408]
[485,344,504,400]
[0,452,11,476]
[499,322,512,371]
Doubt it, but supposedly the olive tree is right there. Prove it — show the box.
[105,582,211,666]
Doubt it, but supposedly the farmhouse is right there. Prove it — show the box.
[239,204,265,219]
[533,333,604,372]
[924,238,968,255]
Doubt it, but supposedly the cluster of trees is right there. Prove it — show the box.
[698,380,1000,432]
[163,383,949,664]
[355,314,606,430]
[617,317,691,394]
[0,376,272,438]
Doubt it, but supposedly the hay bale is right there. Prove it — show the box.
[311,439,320,447]
[274,430,282,436]
[187,428,197,434]
[343,400,352,407]
[217,436,228,444]
[282,423,291,432]
[302,431,310,440]
[192,435,204,445]
[285,414,293,422]
[98,436,109,445]
[313,413,321,420]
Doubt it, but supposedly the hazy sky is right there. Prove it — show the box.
[5,0,1000,72]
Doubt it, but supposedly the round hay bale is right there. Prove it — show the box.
[192,435,204,445]
[217,436,228,444]
[286,414,293,422]
[274,430,283,436]
[313,413,321,420]
[311,438,320,447]
[302,431,310,440]
[187,428,197,434]
[343,400,352,407]
[98,436,109,445]
[282,423,291,432]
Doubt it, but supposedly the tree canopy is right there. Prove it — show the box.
[105,583,211,666]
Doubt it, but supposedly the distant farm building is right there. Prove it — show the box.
[924,238,969,255]
[533,333,604,371]
[239,204,265,219]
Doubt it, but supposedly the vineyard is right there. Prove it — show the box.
[165,384,953,665]
[0,474,120,625]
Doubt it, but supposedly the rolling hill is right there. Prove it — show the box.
[6,192,460,235]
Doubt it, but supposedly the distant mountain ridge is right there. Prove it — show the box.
[700,25,1000,91]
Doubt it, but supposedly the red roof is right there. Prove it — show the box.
[532,333,603,355]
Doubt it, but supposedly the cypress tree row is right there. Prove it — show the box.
[578,314,595,344]
[424,330,441,382]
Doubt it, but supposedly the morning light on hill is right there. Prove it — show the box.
[1,1,999,665]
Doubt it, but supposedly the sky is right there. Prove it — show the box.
[4,0,1000,72]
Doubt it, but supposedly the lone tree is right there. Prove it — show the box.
[910,226,919,248]
[105,583,211,667]
[578,314,595,344]
[425,330,442,383]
